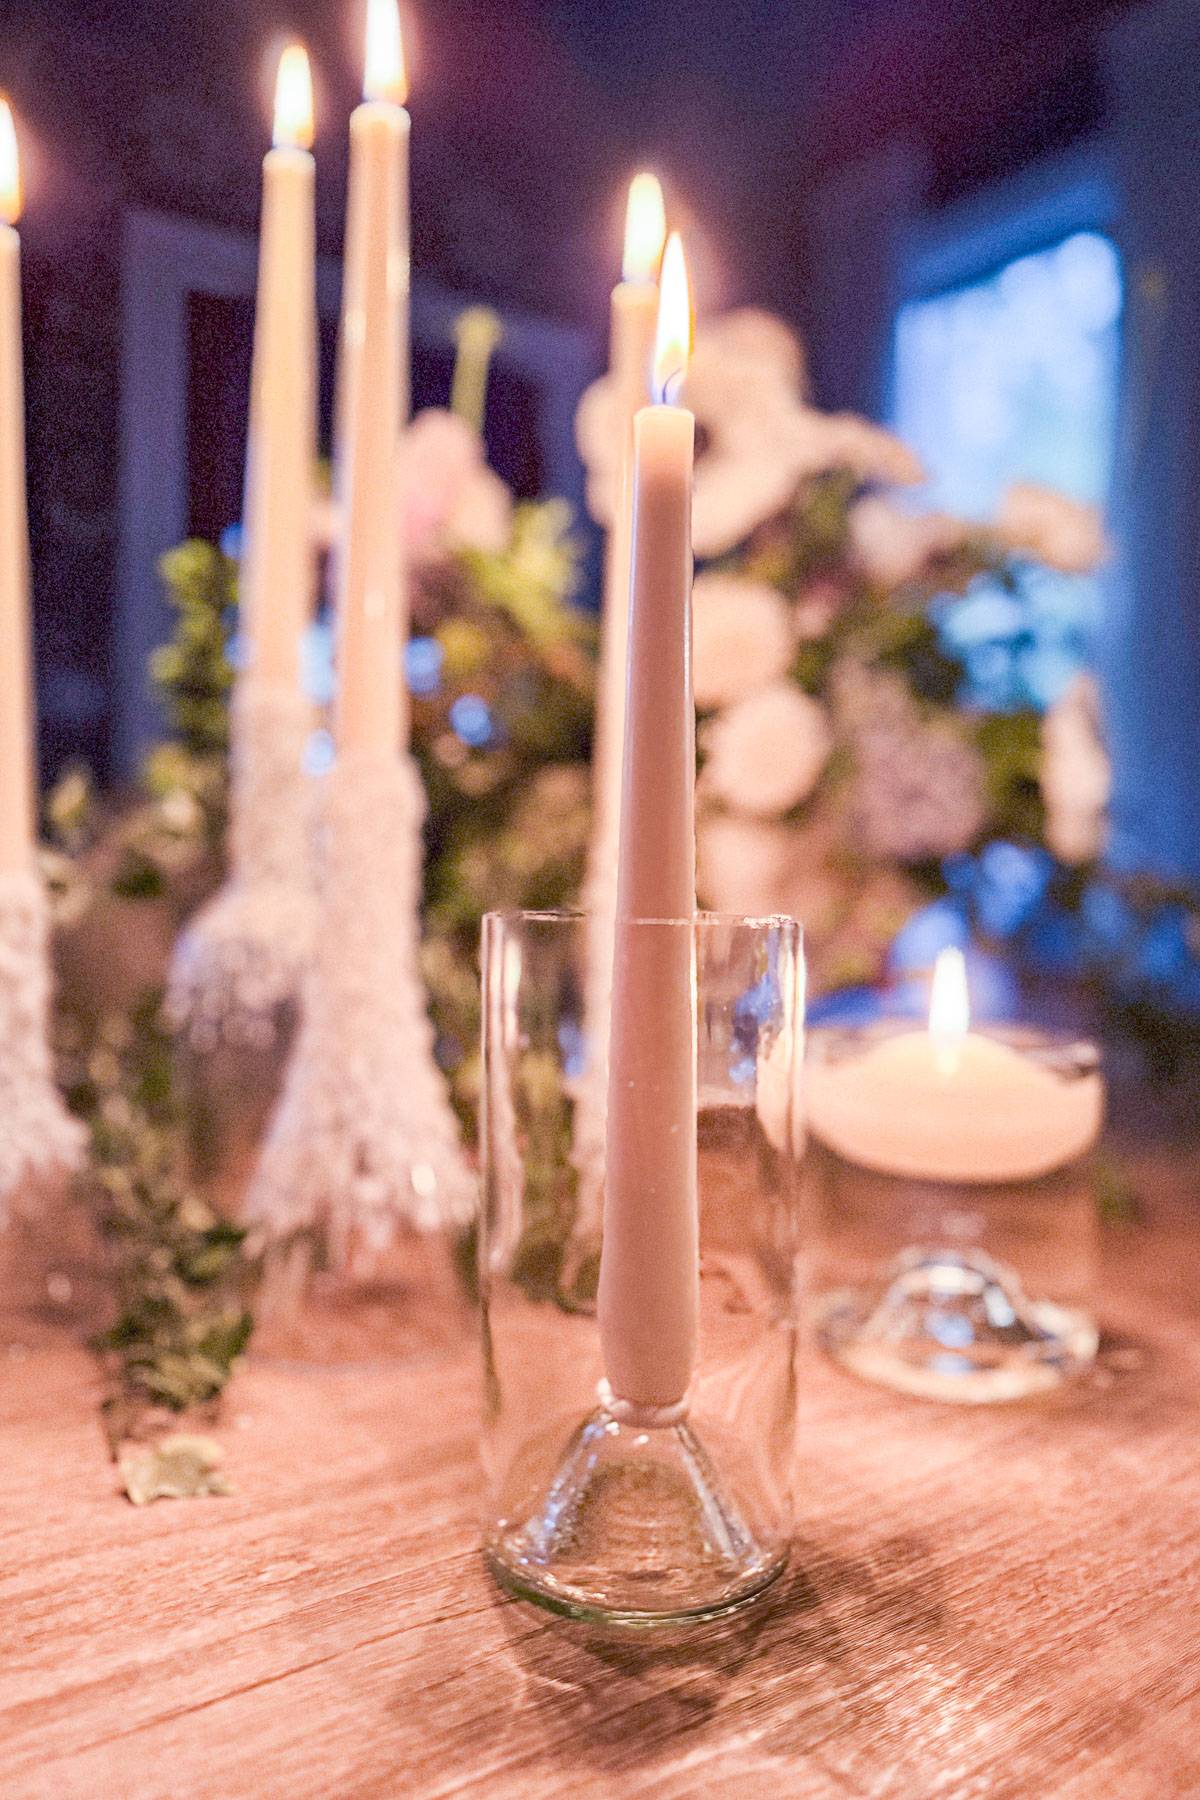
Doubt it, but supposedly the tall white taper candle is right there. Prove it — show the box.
[591,174,665,875]
[336,0,410,756]
[240,45,317,689]
[0,98,34,874]
[598,235,699,1416]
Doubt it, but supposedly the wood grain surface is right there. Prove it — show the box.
[1,1144,1198,1800]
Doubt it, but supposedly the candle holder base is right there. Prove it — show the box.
[817,1247,1098,1404]
[484,1396,788,1626]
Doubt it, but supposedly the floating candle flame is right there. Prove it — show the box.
[0,98,21,225]
[622,173,666,284]
[364,0,408,104]
[929,945,969,1075]
[273,44,315,150]
[653,232,691,405]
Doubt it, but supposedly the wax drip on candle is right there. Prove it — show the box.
[273,43,314,150]
[622,172,666,284]
[653,231,692,406]
[365,0,408,103]
[929,945,969,1077]
[0,98,21,224]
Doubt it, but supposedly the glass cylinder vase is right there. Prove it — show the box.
[807,1020,1103,1403]
[479,909,804,1627]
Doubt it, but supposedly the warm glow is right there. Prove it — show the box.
[364,0,408,104]
[0,98,21,225]
[273,44,314,150]
[929,946,970,1071]
[653,232,692,404]
[622,172,666,283]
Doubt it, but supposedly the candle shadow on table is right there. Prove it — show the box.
[490,1533,949,1772]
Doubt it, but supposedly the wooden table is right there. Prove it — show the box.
[2,1142,1199,1800]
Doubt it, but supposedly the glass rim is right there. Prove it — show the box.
[808,1017,1101,1065]
[481,906,803,933]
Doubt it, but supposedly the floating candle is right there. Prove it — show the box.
[598,234,699,1416]
[806,948,1104,1185]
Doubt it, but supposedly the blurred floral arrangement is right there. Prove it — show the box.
[315,404,595,1117]
[37,396,589,1478]
[36,305,1200,1477]
[579,307,1198,1015]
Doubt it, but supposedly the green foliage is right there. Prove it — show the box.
[975,708,1046,844]
[151,541,236,760]
[70,996,254,1450]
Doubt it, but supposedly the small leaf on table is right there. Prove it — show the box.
[118,1435,231,1506]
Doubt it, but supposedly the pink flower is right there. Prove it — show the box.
[995,483,1107,574]
[316,410,513,566]
[399,410,512,564]
[848,496,966,589]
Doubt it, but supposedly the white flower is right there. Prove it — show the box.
[995,482,1107,574]
[697,308,809,398]
[786,412,925,489]
[679,315,813,557]
[848,496,966,589]
[698,815,795,913]
[1040,673,1110,864]
[574,375,623,531]
[577,308,925,559]
[703,684,832,818]
[577,308,813,555]
[692,574,794,709]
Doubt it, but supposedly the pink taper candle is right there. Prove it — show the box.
[598,234,699,1416]
[0,99,35,874]
[240,45,317,689]
[335,0,410,755]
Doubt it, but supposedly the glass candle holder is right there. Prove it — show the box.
[480,909,804,1627]
[807,1020,1103,1403]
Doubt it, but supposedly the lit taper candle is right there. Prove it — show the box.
[598,234,699,1416]
[335,0,410,754]
[0,99,34,873]
[591,173,666,862]
[241,44,317,689]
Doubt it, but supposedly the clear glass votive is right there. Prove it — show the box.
[807,1021,1103,1403]
[479,909,804,1626]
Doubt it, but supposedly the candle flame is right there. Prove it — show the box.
[929,946,969,1073]
[273,44,315,150]
[653,232,691,404]
[622,172,666,283]
[364,0,408,104]
[0,98,22,225]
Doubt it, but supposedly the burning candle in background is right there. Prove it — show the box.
[591,172,666,866]
[335,0,410,755]
[240,43,317,690]
[599,233,699,1416]
[806,946,1105,1183]
[0,97,35,873]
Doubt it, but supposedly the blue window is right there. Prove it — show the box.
[890,227,1122,709]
